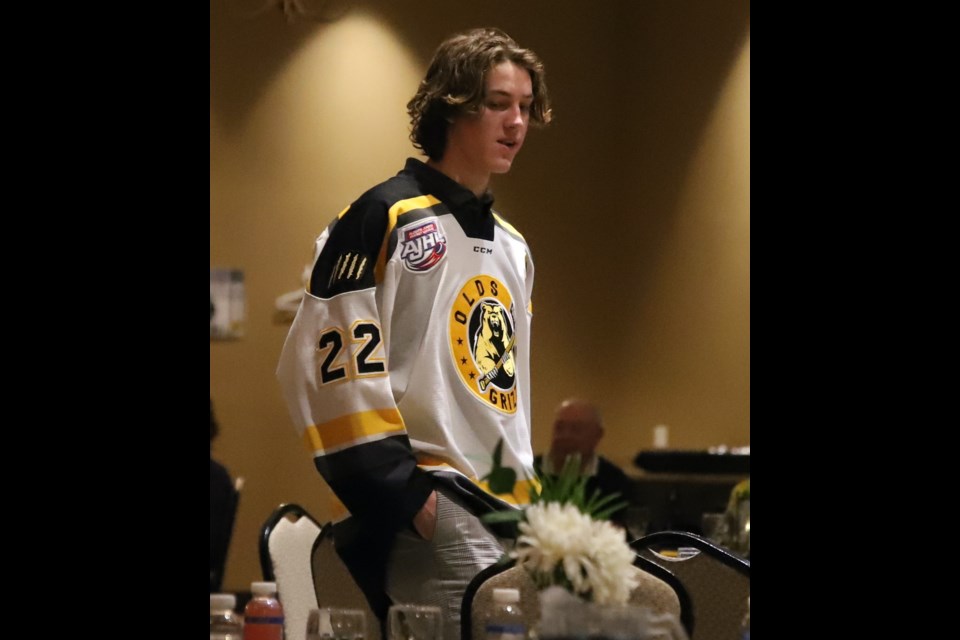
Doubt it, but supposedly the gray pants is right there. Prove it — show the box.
[385,487,510,640]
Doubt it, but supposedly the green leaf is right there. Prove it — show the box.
[480,509,525,524]
[592,499,629,522]
[491,552,514,567]
[492,437,504,467]
[487,466,517,495]
[481,438,632,526]
[584,489,623,513]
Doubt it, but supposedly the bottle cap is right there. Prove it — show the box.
[251,581,278,596]
[210,593,237,610]
[492,588,520,604]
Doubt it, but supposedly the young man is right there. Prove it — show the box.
[277,27,552,638]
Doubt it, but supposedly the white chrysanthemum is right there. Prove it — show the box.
[581,517,640,604]
[512,502,595,594]
[510,502,639,605]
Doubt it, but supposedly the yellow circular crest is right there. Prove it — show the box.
[449,275,518,413]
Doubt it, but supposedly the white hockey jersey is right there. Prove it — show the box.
[277,158,536,529]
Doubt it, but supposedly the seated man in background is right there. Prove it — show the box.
[534,397,635,529]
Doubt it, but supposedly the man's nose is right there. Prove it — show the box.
[506,105,525,128]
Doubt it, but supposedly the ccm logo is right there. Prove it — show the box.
[473,246,493,254]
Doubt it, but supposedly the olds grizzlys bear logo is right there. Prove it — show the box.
[449,275,518,413]
[473,302,516,391]
[399,219,447,272]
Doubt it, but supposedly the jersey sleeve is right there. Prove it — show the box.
[276,198,434,530]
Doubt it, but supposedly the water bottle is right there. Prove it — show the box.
[243,581,285,640]
[739,596,750,640]
[210,593,243,640]
[485,588,526,640]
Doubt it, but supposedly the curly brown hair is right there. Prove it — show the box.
[407,27,553,161]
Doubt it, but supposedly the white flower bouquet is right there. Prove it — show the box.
[481,441,640,605]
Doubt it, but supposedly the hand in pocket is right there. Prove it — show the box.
[412,490,438,541]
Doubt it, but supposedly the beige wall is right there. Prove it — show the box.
[211,0,750,592]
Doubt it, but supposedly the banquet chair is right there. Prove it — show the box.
[259,503,380,640]
[634,554,694,638]
[461,558,685,640]
[210,473,242,592]
[632,531,750,640]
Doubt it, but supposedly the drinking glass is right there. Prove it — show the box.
[624,506,652,540]
[595,603,652,640]
[700,512,729,546]
[734,498,750,556]
[311,607,367,640]
[387,604,442,640]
